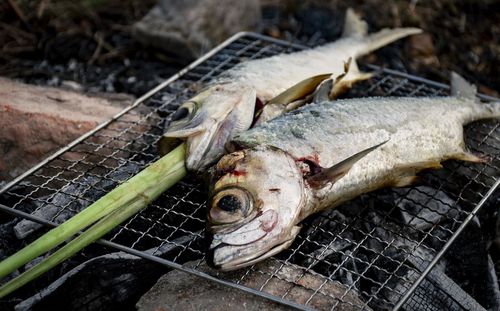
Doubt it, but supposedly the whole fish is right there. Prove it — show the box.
[206,73,500,271]
[161,9,421,171]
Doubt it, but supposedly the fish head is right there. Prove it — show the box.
[206,146,305,271]
[160,83,257,172]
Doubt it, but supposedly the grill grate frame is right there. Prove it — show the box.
[0,32,499,311]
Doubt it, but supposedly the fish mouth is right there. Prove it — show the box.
[206,235,296,271]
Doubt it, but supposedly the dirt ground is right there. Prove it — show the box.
[0,0,499,96]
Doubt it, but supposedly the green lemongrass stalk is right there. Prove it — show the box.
[0,175,180,298]
[0,143,187,287]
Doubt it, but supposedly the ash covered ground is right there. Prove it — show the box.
[0,1,499,96]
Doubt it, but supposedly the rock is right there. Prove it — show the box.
[137,260,369,311]
[405,33,440,67]
[132,0,261,60]
[0,78,134,181]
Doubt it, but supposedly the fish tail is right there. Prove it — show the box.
[478,101,500,120]
[342,8,421,55]
[336,8,421,97]
[361,27,422,55]
[450,72,500,120]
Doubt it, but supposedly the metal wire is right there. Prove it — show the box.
[0,32,498,310]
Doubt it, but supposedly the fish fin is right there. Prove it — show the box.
[267,73,333,106]
[330,59,373,98]
[450,72,477,100]
[362,27,422,56]
[162,124,205,138]
[256,73,332,123]
[342,8,368,38]
[313,79,334,103]
[451,151,490,163]
[307,140,388,188]
[390,161,442,187]
[395,161,443,172]
[392,175,420,188]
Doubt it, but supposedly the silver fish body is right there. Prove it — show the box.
[162,9,421,171]
[207,73,500,270]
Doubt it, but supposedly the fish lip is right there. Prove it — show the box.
[207,209,260,235]
[207,235,295,271]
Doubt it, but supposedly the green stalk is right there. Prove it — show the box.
[0,185,167,298]
[0,143,187,286]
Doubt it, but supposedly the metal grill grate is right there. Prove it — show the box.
[0,32,499,310]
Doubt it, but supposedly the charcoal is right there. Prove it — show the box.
[486,255,500,310]
[409,248,485,311]
[394,186,458,231]
[13,162,141,239]
[304,237,352,268]
[15,234,199,311]
[444,217,498,309]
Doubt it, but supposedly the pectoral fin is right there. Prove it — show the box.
[267,73,332,106]
[307,140,389,188]
[313,79,334,103]
[255,73,332,124]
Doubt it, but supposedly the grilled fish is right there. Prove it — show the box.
[161,9,421,171]
[206,73,500,271]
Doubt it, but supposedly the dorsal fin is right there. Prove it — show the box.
[307,140,388,188]
[450,72,477,100]
[342,8,368,38]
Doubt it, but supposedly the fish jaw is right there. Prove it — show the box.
[161,83,257,172]
[206,146,308,270]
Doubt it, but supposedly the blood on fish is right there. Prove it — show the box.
[231,170,246,177]
[296,155,323,177]
[297,153,320,165]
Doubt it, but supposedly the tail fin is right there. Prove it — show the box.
[451,72,500,120]
[342,8,422,56]
[362,28,422,55]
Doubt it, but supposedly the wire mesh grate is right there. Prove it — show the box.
[0,32,498,310]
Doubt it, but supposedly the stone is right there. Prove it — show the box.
[0,78,134,181]
[405,33,439,67]
[132,0,261,60]
[137,260,370,311]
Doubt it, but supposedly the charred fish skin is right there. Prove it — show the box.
[161,8,421,172]
[208,73,500,271]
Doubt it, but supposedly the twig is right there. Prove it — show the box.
[37,0,49,19]
[88,32,104,65]
[6,0,30,29]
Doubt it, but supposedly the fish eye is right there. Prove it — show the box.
[170,101,197,122]
[209,187,254,225]
[216,194,241,212]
